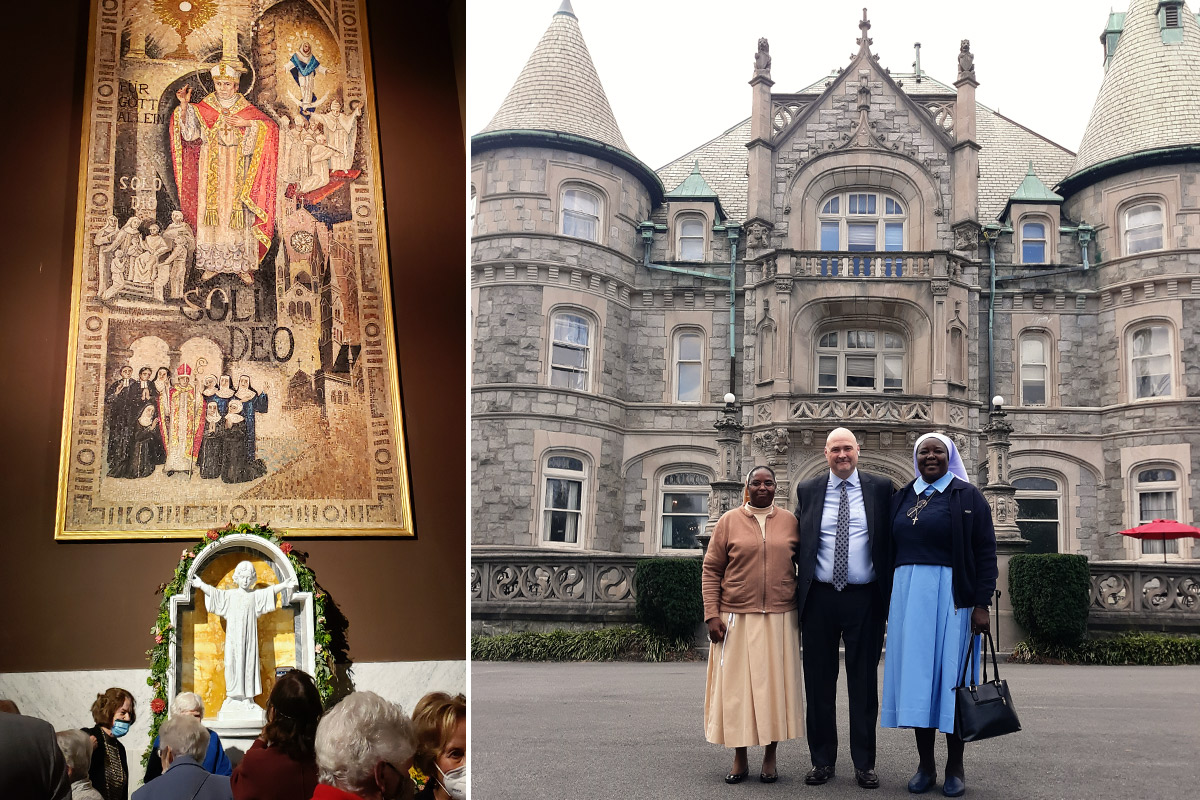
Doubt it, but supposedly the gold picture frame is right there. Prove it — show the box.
[57,0,413,539]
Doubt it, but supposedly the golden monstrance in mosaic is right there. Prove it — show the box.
[57,0,412,539]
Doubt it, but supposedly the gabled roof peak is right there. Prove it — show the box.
[1009,162,1065,204]
[665,161,725,217]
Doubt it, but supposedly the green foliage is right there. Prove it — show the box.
[471,626,693,662]
[1010,632,1200,665]
[634,557,704,642]
[1008,553,1090,646]
[142,523,341,768]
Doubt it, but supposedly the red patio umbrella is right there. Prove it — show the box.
[1117,519,1200,563]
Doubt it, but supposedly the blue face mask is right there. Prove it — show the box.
[111,720,131,738]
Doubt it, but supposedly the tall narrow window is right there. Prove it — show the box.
[660,471,710,550]
[562,187,600,242]
[815,329,905,393]
[1014,476,1060,554]
[1135,467,1180,556]
[1130,324,1171,399]
[1124,203,1163,254]
[541,455,586,545]
[549,312,592,390]
[948,328,965,386]
[1021,221,1046,263]
[1020,334,1049,406]
[469,186,477,232]
[757,321,776,383]
[678,216,705,261]
[674,330,704,403]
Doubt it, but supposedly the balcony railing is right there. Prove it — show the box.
[790,251,938,279]
[1089,562,1200,632]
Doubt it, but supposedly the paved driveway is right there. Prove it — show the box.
[472,660,1200,799]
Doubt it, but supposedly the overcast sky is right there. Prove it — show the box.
[467,0,1118,170]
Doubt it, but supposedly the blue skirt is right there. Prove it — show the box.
[881,564,979,734]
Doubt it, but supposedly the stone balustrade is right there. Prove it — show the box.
[1089,562,1200,633]
[791,251,936,279]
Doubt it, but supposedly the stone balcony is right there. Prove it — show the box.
[1089,561,1200,633]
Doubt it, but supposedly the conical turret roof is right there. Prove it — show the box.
[480,0,630,152]
[1065,0,1200,185]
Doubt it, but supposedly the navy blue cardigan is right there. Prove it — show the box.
[889,476,998,609]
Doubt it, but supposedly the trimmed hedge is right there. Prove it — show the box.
[1008,553,1090,646]
[1010,632,1200,666]
[470,626,693,662]
[634,557,704,642]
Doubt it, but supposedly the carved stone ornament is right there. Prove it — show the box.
[802,430,814,446]
[931,278,950,295]
[957,40,976,83]
[747,222,770,249]
[753,37,772,79]
[953,223,980,251]
[774,275,794,294]
[879,430,893,447]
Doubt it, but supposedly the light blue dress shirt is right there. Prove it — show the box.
[815,468,876,585]
[913,471,955,496]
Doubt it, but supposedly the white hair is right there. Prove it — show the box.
[315,692,415,793]
[233,561,257,581]
[159,714,210,762]
[55,729,93,776]
[171,691,204,718]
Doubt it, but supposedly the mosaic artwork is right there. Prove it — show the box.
[57,0,412,538]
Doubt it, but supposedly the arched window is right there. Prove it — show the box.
[1020,220,1047,264]
[541,453,587,546]
[1020,333,1050,406]
[673,330,704,403]
[1014,476,1060,554]
[816,328,905,394]
[549,311,592,391]
[1129,324,1172,399]
[818,191,906,252]
[660,471,710,550]
[561,187,600,242]
[677,216,706,261]
[1124,203,1163,255]
[1134,466,1181,556]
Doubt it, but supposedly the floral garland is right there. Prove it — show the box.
[143,523,335,767]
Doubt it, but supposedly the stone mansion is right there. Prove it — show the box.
[469,0,1200,590]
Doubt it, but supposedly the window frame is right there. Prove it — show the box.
[672,327,706,404]
[539,452,588,548]
[675,213,708,262]
[1132,464,1185,558]
[814,327,906,394]
[1019,331,1051,407]
[548,309,595,392]
[1122,201,1165,256]
[1019,218,1048,264]
[1013,475,1062,554]
[658,469,711,552]
[1128,323,1174,401]
[817,190,907,253]
[560,184,603,244]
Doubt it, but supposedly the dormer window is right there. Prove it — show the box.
[1159,1,1185,42]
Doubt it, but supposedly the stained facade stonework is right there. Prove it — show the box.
[471,0,1200,582]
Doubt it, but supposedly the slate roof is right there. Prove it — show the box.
[480,0,631,154]
[1068,0,1200,178]
[656,74,1075,225]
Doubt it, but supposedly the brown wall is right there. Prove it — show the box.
[0,0,465,671]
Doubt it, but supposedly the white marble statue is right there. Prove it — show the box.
[191,562,297,718]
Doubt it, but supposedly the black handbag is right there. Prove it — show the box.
[953,630,1022,742]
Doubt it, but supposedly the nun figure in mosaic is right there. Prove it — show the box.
[191,562,297,718]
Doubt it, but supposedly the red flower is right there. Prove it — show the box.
[206,530,220,540]
[150,698,166,714]
[155,634,163,644]
[280,542,293,555]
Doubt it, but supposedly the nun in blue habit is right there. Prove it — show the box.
[881,433,997,798]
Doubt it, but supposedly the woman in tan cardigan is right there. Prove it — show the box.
[702,465,803,784]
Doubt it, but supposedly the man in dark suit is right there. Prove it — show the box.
[794,427,894,790]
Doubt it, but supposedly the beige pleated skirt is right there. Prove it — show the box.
[704,609,804,747]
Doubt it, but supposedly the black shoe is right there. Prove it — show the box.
[759,772,778,784]
[725,770,749,785]
[942,775,965,797]
[908,770,936,794]
[805,765,835,785]
[855,768,880,789]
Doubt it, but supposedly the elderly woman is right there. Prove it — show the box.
[702,465,803,784]
[83,687,135,800]
[312,691,417,800]
[411,693,465,800]
[144,692,232,783]
[881,433,997,798]
[231,669,323,800]
[131,715,231,800]
[56,729,103,800]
